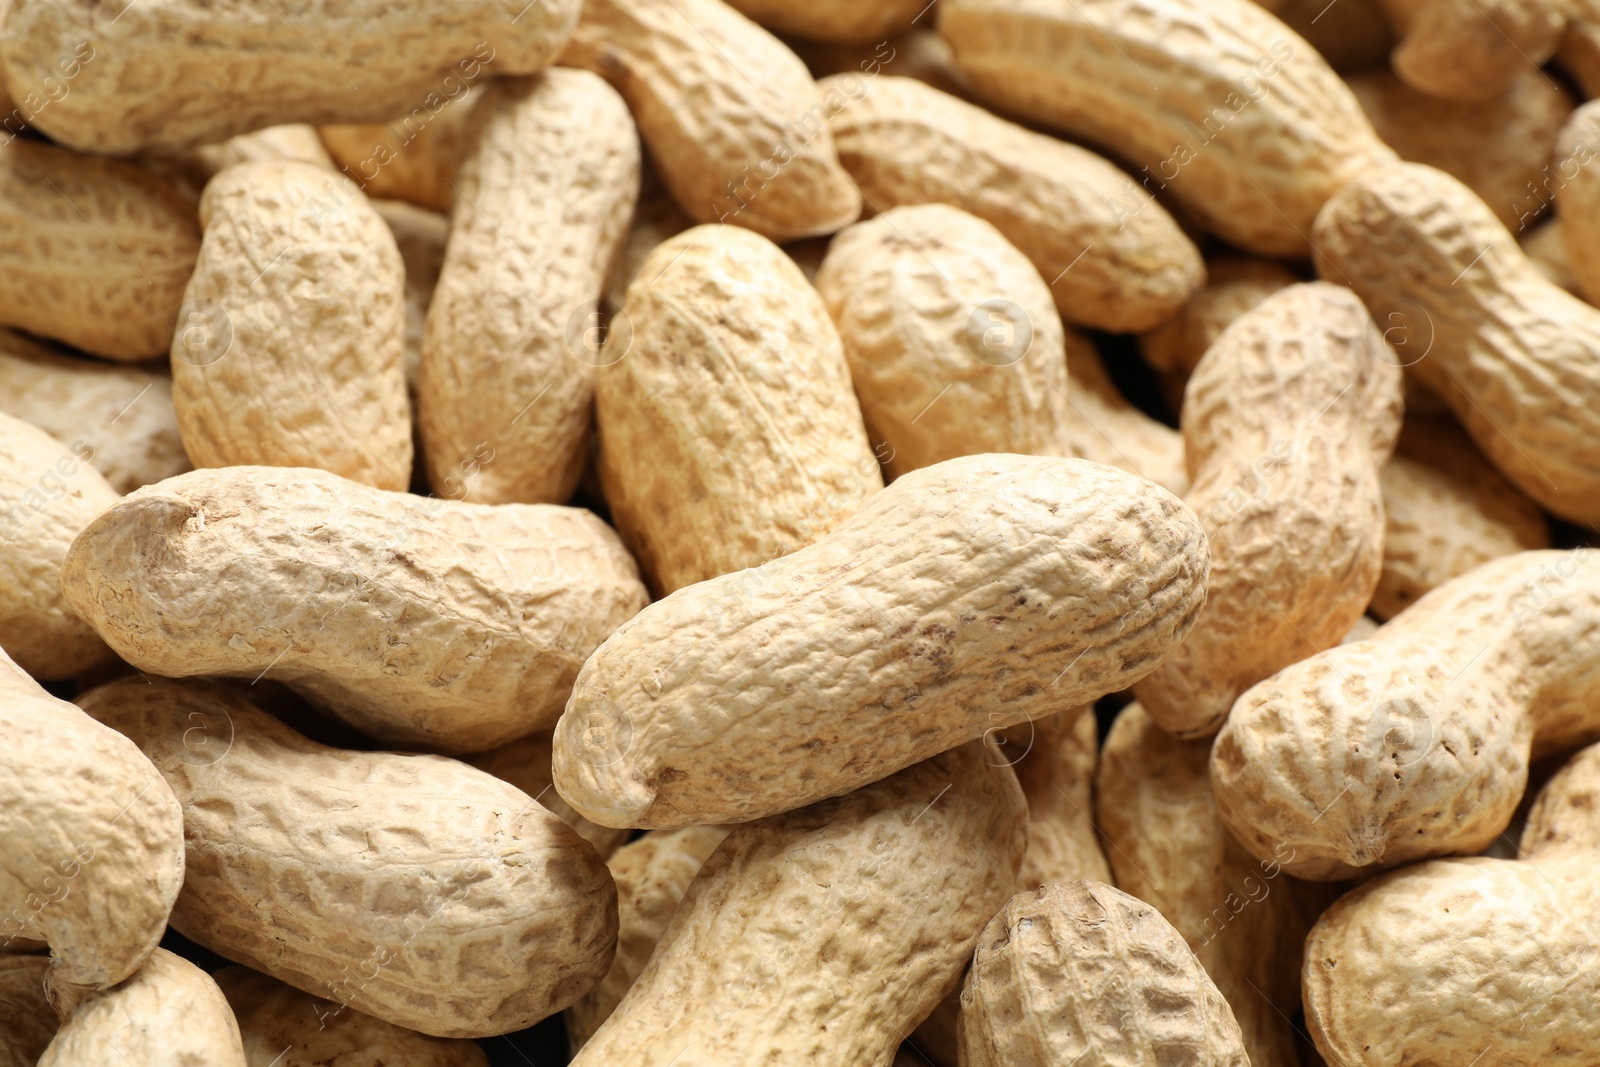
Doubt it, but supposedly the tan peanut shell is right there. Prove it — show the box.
[816,203,1069,479]
[958,881,1249,1067]
[1375,0,1567,102]
[1138,255,1299,383]
[793,31,973,101]
[0,139,198,361]
[565,826,729,1049]
[596,223,881,595]
[1134,283,1402,738]
[60,465,648,753]
[0,412,117,679]
[554,454,1209,829]
[1276,0,1395,72]
[561,0,861,241]
[472,732,630,858]
[1060,334,1189,499]
[570,741,1027,1067]
[79,677,618,1039]
[38,949,246,1067]
[419,70,639,505]
[0,954,54,1065]
[1373,417,1551,620]
[1007,706,1112,889]
[824,74,1204,332]
[601,184,694,314]
[0,650,183,989]
[1302,740,1600,1065]
[1099,703,1328,1067]
[937,0,1395,258]
[725,0,928,44]
[320,83,484,213]
[172,159,411,491]
[373,199,449,396]
[1213,549,1600,881]
[1316,160,1600,525]
[1350,69,1572,232]
[214,965,489,1067]
[147,124,338,196]
[0,0,581,154]
[1557,99,1600,305]
[1520,215,1584,294]
[0,332,189,495]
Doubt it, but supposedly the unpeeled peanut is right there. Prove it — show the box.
[1555,98,1600,304]
[1007,706,1111,889]
[471,732,631,859]
[1060,335,1189,499]
[1374,0,1567,102]
[320,84,484,213]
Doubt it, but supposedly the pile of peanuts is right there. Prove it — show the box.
[4,0,1600,1063]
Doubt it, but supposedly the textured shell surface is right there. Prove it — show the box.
[59,465,649,753]
[471,731,631,858]
[0,0,582,153]
[554,453,1209,829]
[570,741,1027,1067]
[936,0,1396,257]
[1137,254,1299,394]
[824,74,1204,332]
[78,677,618,1039]
[419,69,640,505]
[596,223,881,596]
[319,82,484,214]
[1376,0,1568,101]
[1006,706,1111,889]
[1059,333,1189,498]
[373,198,449,397]
[172,159,412,491]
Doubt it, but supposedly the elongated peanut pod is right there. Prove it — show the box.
[320,84,485,213]
[79,677,618,1039]
[570,741,1026,1066]
[373,199,449,400]
[1007,706,1110,889]
[1059,333,1189,499]
[936,0,1395,257]
[419,70,639,506]
[554,454,1208,829]
[60,466,648,753]
[0,0,581,154]
[1375,0,1567,103]
[172,160,412,490]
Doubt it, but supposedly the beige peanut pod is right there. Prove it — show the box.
[1099,703,1329,1067]
[146,124,338,195]
[570,741,1027,1067]
[472,732,631,858]
[562,0,861,241]
[60,466,648,753]
[725,0,929,44]
[372,199,449,397]
[1007,706,1111,888]
[214,965,489,1067]
[1315,160,1600,525]
[1557,99,1600,305]
[824,74,1205,332]
[0,955,54,1065]
[1351,69,1573,232]
[320,83,484,213]
[172,159,411,491]
[0,650,184,989]
[1059,334,1189,499]
[79,677,618,1039]
[1375,0,1567,102]
[792,31,973,101]
[1134,284,1402,738]
[0,140,197,361]
[1213,549,1600,881]
[958,881,1249,1067]
[554,454,1209,829]
[600,184,693,314]
[0,331,190,495]
[0,412,117,679]
[816,203,1068,478]
[1373,417,1550,620]
[597,224,881,595]
[565,826,729,1049]
[0,0,581,154]
[39,949,245,1067]
[937,0,1395,258]
[420,70,639,506]
[1302,740,1600,1065]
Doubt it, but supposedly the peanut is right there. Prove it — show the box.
[958,881,1249,1067]
[937,0,1395,257]
[1213,549,1600,880]
[596,223,880,595]
[149,124,337,194]
[724,0,930,44]
[0,412,117,679]
[372,199,449,399]
[78,676,618,1038]
[1373,417,1551,620]
[1132,283,1402,738]
[1557,98,1600,303]
[214,965,489,1067]
[569,741,1026,1066]
[0,955,53,1065]
[60,465,648,753]
[172,160,411,490]
[471,732,631,859]
[1060,335,1189,499]
[1007,707,1112,889]
[815,203,1068,478]
[0,0,581,153]
[823,74,1205,332]
[1315,160,1600,525]
[553,454,1208,829]
[561,0,861,241]
[38,949,245,1067]
[792,30,973,101]
[319,85,484,213]
[1302,738,1600,1065]
[1374,0,1567,102]
[419,69,639,505]
[600,182,694,315]
[0,649,184,989]
[0,140,198,361]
